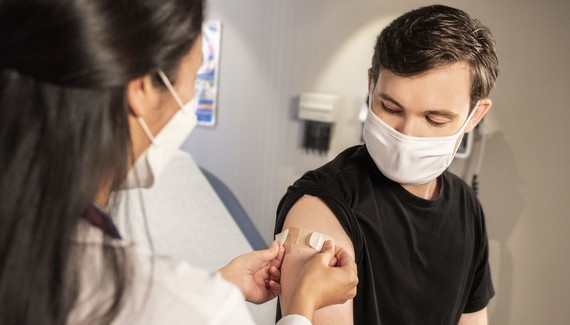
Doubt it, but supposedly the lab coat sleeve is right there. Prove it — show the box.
[208,276,257,324]
[69,235,260,324]
[276,314,312,325]
[125,251,258,324]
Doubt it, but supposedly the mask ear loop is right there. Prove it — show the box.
[157,69,185,108]
[135,69,184,146]
[458,101,481,134]
[136,117,156,145]
[449,100,481,161]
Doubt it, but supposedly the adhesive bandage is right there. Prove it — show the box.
[275,227,334,251]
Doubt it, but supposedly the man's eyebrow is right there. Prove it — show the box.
[424,110,458,118]
[379,93,406,109]
[379,93,458,118]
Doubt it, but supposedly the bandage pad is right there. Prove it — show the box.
[275,227,333,251]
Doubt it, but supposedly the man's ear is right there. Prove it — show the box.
[465,98,492,133]
[368,68,373,90]
[126,75,161,119]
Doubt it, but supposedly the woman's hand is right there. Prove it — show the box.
[219,240,285,304]
[283,240,358,321]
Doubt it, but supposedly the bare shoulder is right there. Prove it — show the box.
[282,195,354,257]
[279,195,355,325]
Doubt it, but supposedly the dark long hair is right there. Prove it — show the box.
[0,0,203,324]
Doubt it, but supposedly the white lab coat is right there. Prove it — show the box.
[68,223,309,325]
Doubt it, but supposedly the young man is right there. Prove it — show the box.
[275,5,498,325]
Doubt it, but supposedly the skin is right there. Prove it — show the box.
[280,61,492,324]
[281,196,356,324]
[219,240,285,304]
[369,62,491,199]
[126,38,204,165]
[99,37,358,322]
[94,38,203,207]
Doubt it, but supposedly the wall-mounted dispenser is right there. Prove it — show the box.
[298,93,339,155]
[455,129,475,159]
[358,94,369,143]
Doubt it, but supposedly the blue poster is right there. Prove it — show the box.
[195,21,222,126]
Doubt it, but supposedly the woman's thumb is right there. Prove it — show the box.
[320,240,340,266]
[258,240,280,259]
[320,240,335,255]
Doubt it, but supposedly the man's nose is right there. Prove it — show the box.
[395,118,417,136]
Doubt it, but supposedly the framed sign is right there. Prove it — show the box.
[195,20,222,126]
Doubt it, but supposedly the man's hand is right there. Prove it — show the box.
[219,240,285,304]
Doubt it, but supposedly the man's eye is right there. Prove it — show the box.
[426,116,447,127]
[382,103,401,114]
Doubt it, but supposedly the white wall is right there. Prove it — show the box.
[182,0,570,323]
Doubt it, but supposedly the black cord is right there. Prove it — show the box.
[471,174,479,196]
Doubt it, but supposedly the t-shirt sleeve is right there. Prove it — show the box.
[274,170,364,263]
[274,170,365,322]
[463,207,495,313]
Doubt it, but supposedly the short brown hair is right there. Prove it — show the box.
[371,5,499,106]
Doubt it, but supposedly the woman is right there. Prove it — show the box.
[0,0,357,324]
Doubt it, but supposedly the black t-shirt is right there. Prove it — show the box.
[275,145,494,325]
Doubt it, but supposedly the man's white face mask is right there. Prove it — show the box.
[363,85,479,185]
[122,70,197,189]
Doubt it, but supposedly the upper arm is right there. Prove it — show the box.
[458,307,488,325]
[279,195,355,325]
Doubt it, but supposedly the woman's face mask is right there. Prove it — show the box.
[363,84,479,185]
[122,70,197,189]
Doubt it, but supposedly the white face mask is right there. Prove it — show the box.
[122,70,197,189]
[363,88,479,185]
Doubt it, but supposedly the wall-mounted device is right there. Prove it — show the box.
[298,93,339,155]
[455,130,475,159]
[359,95,369,143]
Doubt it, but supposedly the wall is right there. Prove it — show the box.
[182,0,570,323]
